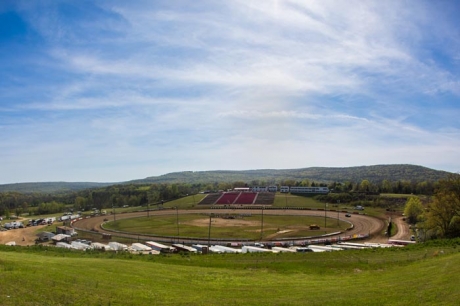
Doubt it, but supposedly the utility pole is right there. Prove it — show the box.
[261,206,264,240]
[337,200,340,227]
[176,206,179,238]
[208,213,213,248]
[324,202,328,231]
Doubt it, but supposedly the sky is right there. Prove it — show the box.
[1,0,459,184]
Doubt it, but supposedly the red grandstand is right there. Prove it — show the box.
[200,191,274,205]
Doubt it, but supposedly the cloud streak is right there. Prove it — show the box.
[0,0,459,183]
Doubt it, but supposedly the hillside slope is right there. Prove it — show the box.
[0,164,451,193]
[130,164,451,185]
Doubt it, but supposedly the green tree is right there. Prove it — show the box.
[74,196,87,211]
[403,196,424,224]
[359,180,370,192]
[425,174,460,238]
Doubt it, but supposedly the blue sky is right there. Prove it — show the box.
[1,0,459,184]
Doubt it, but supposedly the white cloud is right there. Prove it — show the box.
[0,0,459,183]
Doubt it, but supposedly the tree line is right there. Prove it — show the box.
[404,174,460,239]
[0,178,440,217]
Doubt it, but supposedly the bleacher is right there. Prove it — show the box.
[199,191,275,205]
[234,192,257,204]
[198,193,221,205]
[216,192,240,204]
[254,192,275,205]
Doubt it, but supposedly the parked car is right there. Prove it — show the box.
[345,214,351,217]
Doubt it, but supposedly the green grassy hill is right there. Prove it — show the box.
[0,240,459,305]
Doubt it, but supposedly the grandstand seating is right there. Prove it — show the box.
[234,192,257,204]
[254,192,275,205]
[216,192,240,204]
[198,193,221,205]
[199,191,275,205]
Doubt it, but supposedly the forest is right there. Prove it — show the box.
[0,177,441,217]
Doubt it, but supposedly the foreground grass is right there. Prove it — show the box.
[1,240,459,305]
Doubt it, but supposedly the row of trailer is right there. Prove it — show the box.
[52,239,407,254]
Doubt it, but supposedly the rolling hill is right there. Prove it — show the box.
[129,164,452,185]
[0,164,452,193]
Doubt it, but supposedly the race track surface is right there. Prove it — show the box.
[72,209,387,244]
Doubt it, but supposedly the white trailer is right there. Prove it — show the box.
[90,242,112,251]
[242,246,276,253]
[307,245,340,252]
[336,242,371,249]
[59,214,80,222]
[130,243,152,252]
[4,221,23,229]
[272,246,296,253]
[38,217,56,224]
[172,244,197,253]
[191,244,209,253]
[108,242,128,251]
[56,242,73,249]
[145,241,174,253]
[211,245,242,254]
[363,242,395,248]
[294,247,314,253]
[71,241,91,250]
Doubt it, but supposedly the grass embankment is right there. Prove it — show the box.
[0,240,459,305]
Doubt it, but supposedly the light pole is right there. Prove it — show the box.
[208,213,213,248]
[260,206,264,240]
[113,205,116,222]
[176,206,180,238]
[324,202,328,231]
[337,200,340,227]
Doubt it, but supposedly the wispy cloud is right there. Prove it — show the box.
[0,0,459,183]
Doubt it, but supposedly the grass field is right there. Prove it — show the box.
[0,240,459,305]
[103,214,349,240]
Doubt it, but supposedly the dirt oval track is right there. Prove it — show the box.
[72,209,388,243]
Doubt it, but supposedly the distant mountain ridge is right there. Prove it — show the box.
[0,164,452,193]
[129,164,451,185]
[0,182,113,194]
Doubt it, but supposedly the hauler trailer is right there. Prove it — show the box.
[71,241,91,250]
[272,246,296,253]
[90,242,112,251]
[388,239,416,245]
[108,242,128,251]
[211,245,242,253]
[172,244,197,253]
[145,241,174,253]
[307,245,341,252]
[242,246,276,253]
[191,244,209,254]
[334,242,371,250]
[363,242,396,248]
[130,243,152,252]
